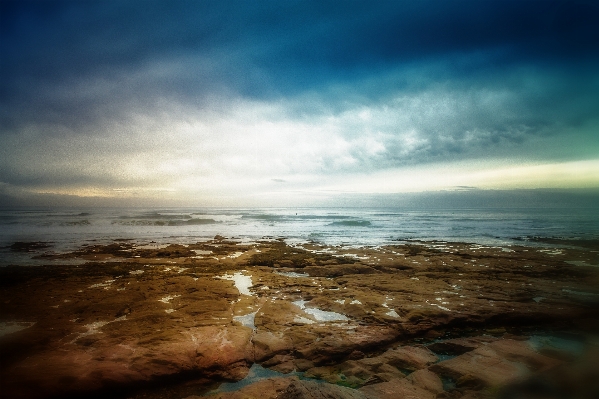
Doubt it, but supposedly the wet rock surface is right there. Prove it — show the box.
[1,237,598,399]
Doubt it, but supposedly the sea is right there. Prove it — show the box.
[1,206,598,267]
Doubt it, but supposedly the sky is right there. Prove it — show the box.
[1,0,598,207]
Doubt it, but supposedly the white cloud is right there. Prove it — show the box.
[2,67,598,206]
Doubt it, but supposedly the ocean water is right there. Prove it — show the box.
[1,207,598,266]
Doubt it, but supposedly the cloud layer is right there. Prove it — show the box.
[1,0,598,205]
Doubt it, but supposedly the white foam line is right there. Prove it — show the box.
[89,279,115,289]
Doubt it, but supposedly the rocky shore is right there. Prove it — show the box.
[1,237,598,399]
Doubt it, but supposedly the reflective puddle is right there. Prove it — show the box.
[218,272,254,296]
[293,300,349,321]
[234,311,257,330]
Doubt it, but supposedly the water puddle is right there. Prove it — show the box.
[0,321,36,338]
[562,289,599,297]
[528,335,585,357]
[218,272,254,296]
[276,271,309,278]
[435,353,457,362]
[427,333,586,363]
[89,279,115,289]
[234,311,257,330]
[227,251,244,258]
[381,297,400,318]
[566,260,599,267]
[209,363,288,394]
[293,300,349,321]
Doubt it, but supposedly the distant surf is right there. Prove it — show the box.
[1,206,598,266]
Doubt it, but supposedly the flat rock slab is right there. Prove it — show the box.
[3,325,254,399]
[303,345,438,388]
[377,345,438,371]
[195,377,369,399]
[2,238,598,399]
[427,336,499,355]
[430,338,562,388]
[282,379,369,399]
[359,377,437,399]
[405,369,444,395]
[192,377,295,399]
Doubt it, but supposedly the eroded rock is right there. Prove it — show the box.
[1,238,597,399]
[429,339,562,388]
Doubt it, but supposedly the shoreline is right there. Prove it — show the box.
[1,237,598,398]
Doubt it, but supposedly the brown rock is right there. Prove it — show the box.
[262,354,294,368]
[294,325,399,365]
[292,358,314,372]
[497,345,599,399]
[359,378,437,399]
[2,326,253,399]
[303,356,407,388]
[2,239,598,399]
[269,360,296,374]
[202,377,297,399]
[373,363,406,381]
[430,339,562,388]
[281,378,369,399]
[303,264,379,277]
[252,331,293,362]
[405,369,444,394]
[378,345,438,371]
[427,336,499,355]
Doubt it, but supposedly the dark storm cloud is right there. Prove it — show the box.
[2,0,598,130]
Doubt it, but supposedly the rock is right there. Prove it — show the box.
[430,339,562,388]
[303,264,379,277]
[292,358,314,371]
[2,239,598,399]
[294,326,399,365]
[377,345,438,371]
[496,345,599,399]
[255,299,313,330]
[405,369,444,394]
[424,329,444,339]
[359,377,437,399]
[252,331,293,362]
[280,378,369,399]
[427,336,499,355]
[202,376,297,399]
[2,326,254,399]
[348,350,366,360]
[458,391,490,399]
[372,363,406,382]
[269,360,296,374]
